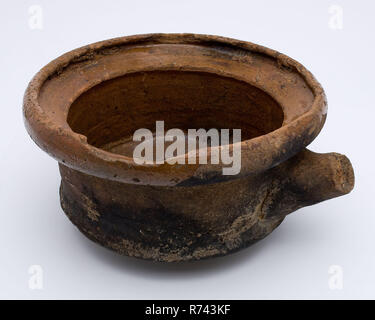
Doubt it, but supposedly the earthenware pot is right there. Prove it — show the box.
[23,34,354,262]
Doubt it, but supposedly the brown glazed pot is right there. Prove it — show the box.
[24,34,354,262]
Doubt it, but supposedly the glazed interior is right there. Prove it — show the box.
[67,70,284,155]
[26,34,325,185]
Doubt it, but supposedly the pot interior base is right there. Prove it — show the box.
[67,70,284,156]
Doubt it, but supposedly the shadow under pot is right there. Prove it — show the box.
[23,34,354,262]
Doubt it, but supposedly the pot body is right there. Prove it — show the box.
[59,149,353,262]
[59,163,283,262]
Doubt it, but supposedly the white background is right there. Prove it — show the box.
[0,0,373,299]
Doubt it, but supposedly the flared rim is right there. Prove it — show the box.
[23,33,327,186]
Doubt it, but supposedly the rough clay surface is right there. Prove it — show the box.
[59,149,353,262]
